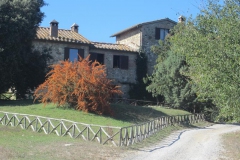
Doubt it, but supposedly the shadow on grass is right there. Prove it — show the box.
[109,104,168,124]
[0,99,39,107]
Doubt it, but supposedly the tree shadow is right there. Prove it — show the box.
[0,99,40,107]
[109,104,169,124]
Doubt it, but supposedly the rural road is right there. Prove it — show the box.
[124,124,240,160]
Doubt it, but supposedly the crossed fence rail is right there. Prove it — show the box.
[0,111,204,146]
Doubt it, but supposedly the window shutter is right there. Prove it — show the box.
[113,55,120,68]
[121,56,129,70]
[78,49,84,60]
[64,47,69,61]
[97,54,104,64]
[155,28,160,40]
[89,52,97,62]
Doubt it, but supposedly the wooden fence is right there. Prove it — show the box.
[0,111,121,146]
[0,111,204,147]
[119,114,204,146]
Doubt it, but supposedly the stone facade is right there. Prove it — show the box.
[87,48,137,97]
[112,18,177,74]
[141,20,176,74]
[33,40,137,97]
[89,48,137,84]
[116,29,141,51]
[33,40,89,64]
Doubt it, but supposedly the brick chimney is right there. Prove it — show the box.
[71,23,79,33]
[50,20,59,37]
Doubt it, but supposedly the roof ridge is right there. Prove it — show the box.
[38,26,76,32]
[92,42,128,45]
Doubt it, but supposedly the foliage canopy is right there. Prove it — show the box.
[0,0,49,98]
[169,0,240,121]
[145,39,210,113]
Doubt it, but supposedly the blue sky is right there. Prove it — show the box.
[40,0,204,43]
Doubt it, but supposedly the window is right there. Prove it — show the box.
[113,55,128,70]
[64,48,84,61]
[155,28,169,40]
[89,52,104,64]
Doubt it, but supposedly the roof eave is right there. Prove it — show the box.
[34,38,91,45]
[90,47,138,53]
[110,24,141,37]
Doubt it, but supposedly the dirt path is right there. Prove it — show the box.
[123,124,240,160]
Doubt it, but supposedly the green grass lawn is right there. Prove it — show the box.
[0,100,190,127]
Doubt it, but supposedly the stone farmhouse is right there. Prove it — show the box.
[33,17,177,97]
[111,18,177,74]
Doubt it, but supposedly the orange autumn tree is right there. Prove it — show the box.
[34,55,122,115]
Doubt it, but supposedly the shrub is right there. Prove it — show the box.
[34,56,122,115]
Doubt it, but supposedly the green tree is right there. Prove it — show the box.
[145,40,208,113]
[170,0,240,121]
[0,0,47,98]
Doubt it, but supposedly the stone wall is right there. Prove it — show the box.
[33,40,137,97]
[141,20,176,74]
[33,40,89,65]
[116,29,141,51]
[89,49,137,97]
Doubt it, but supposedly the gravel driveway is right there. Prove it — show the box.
[123,124,240,160]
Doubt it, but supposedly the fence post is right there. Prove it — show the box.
[100,127,102,144]
[160,117,162,129]
[130,126,133,145]
[72,124,75,138]
[125,128,128,146]
[35,118,38,132]
[87,126,90,141]
[24,116,26,129]
[119,128,122,146]
[3,114,6,125]
[47,119,50,134]
[60,121,63,136]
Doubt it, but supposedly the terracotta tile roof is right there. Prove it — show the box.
[91,42,137,52]
[36,27,91,44]
[36,27,137,52]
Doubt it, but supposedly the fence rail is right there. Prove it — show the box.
[0,111,204,147]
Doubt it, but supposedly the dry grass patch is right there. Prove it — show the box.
[0,126,131,160]
[222,130,240,160]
